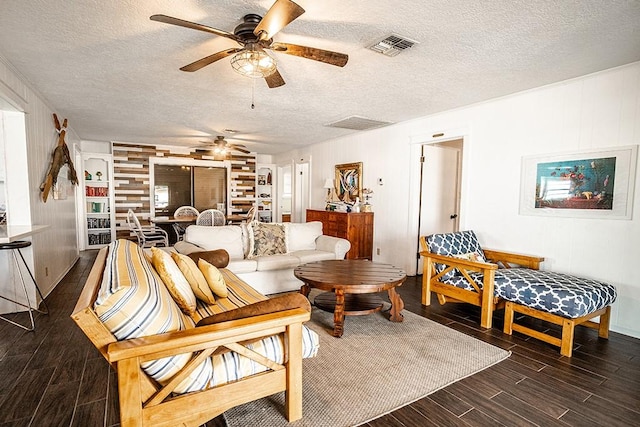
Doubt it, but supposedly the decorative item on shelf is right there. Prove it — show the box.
[267,171,272,184]
[258,174,267,185]
[362,188,373,212]
[85,170,92,181]
[96,171,103,181]
[323,178,335,209]
[351,197,361,213]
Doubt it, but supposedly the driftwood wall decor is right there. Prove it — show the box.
[40,113,79,202]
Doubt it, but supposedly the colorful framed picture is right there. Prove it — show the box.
[335,162,363,203]
[520,145,638,219]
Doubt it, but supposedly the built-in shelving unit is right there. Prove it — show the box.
[256,164,274,222]
[81,153,115,249]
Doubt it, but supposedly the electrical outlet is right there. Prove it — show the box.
[377,178,383,186]
[376,248,381,255]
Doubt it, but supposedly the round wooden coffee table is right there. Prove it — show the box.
[294,259,407,337]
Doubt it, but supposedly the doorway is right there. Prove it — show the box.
[276,163,292,222]
[417,138,463,271]
[293,160,310,223]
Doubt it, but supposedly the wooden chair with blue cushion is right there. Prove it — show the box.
[419,230,616,356]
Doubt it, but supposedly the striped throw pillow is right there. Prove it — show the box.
[94,239,212,394]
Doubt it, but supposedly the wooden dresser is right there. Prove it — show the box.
[306,209,374,260]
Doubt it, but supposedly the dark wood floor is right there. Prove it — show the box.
[1,250,639,426]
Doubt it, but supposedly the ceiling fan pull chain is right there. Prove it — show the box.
[251,77,256,109]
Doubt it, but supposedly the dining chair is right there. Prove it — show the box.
[173,206,200,241]
[196,209,226,226]
[126,209,169,247]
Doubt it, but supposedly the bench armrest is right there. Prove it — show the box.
[483,249,544,270]
[419,251,498,273]
[107,308,310,363]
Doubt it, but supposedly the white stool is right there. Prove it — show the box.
[0,241,49,331]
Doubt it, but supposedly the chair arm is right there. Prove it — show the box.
[173,240,205,255]
[107,308,310,364]
[483,249,544,269]
[316,235,351,259]
[419,251,498,273]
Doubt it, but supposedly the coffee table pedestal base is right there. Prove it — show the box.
[314,291,404,337]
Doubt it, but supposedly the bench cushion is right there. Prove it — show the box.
[95,240,319,396]
[426,231,486,281]
[94,240,213,393]
[445,268,617,318]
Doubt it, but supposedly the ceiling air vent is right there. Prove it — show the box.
[368,33,418,57]
[325,116,392,131]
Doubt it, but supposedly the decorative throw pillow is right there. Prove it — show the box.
[198,259,229,298]
[248,221,286,258]
[171,252,216,305]
[187,249,230,268]
[452,252,486,263]
[151,247,197,315]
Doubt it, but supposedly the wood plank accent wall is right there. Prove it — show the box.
[112,143,256,240]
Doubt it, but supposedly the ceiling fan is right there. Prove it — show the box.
[150,0,348,88]
[197,136,251,155]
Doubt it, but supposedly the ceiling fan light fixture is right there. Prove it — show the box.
[230,44,277,78]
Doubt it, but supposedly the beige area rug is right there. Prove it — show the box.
[224,303,510,427]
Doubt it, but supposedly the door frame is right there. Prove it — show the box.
[406,126,469,276]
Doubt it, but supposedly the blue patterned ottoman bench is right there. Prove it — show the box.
[420,230,616,357]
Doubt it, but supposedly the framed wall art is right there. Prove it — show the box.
[335,162,363,203]
[520,145,638,219]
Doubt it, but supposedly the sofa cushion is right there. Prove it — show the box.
[285,221,323,252]
[290,249,336,264]
[444,268,617,319]
[151,247,197,315]
[227,258,258,273]
[198,259,229,298]
[191,269,269,322]
[185,225,245,260]
[94,240,212,394]
[426,230,486,281]
[255,254,300,271]
[248,221,287,258]
[171,252,216,305]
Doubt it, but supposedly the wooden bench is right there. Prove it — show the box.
[71,247,310,427]
[420,231,616,357]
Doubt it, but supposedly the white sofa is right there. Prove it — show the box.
[174,221,351,295]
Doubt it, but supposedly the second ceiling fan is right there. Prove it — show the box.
[151,0,349,88]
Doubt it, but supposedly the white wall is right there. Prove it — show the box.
[0,54,80,306]
[275,61,640,338]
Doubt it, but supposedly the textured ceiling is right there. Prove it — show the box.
[1,0,639,154]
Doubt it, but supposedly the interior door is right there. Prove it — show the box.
[417,139,462,271]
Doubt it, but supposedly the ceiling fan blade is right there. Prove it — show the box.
[254,0,305,41]
[265,69,286,88]
[180,48,242,72]
[232,145,252,154]
[151,15,242,43]
[271,43,348,67]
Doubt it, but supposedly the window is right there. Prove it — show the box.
[152,161,228,216]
